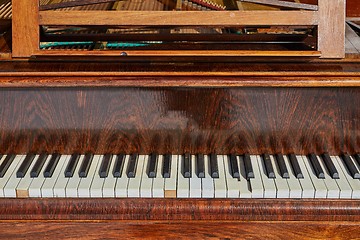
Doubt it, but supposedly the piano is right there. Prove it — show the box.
[0,0,360,238]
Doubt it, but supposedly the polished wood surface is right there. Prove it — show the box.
[0,83,358,155]
[2,220,360,240]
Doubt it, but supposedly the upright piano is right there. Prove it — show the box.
[0,0,360,238]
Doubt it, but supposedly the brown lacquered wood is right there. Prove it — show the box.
[0,199,359,221]
[0,85,358,154]
[1,220,360,239]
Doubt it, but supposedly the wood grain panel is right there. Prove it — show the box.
[0,87,358,154]
[0,198,359,221]
[1,220,360,239]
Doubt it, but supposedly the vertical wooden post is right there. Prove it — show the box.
[318,0,345,58]
[12,0,39,58]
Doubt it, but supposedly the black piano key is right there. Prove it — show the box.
[99,154,112,178]
[243,153,254,179]
[183,153,191,178]
[196,154,205,178]
[0,154,15,178]
[341,153,360,179]
[126,154,138,178]
[321,153,339,179]
[308,153,325,179]
[275,154,289,179]
[16,153,36,178]
[65,153,80,177]
[147,154,158,178]
[43,153,61,178]
[113,154,125,178]
[31,153,48,178]
[162,154,171,178]
[353,154,360,167]
[262,153,275,178]
[229,154,240,178]
[209,153,219,178]
[288,154,303,179]
[79,153,94,178]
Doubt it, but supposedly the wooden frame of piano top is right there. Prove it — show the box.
[11,0,345,59]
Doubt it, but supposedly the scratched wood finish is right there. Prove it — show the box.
[0,199,359,221]
[347,0,360,17]
[1,220,360,239]
[0,87,359,155]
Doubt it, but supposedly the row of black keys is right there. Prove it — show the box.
[0,153,359,180]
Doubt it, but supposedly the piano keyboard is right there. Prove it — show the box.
[0,153,360,198]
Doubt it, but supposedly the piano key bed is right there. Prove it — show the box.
[1,153,360,199]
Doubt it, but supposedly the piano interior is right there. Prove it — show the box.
[0,0,360,239]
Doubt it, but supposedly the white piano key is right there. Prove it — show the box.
[52,155,71,197]
[152,155,164,198]
[41,155,68,198]
[190,155,202,198]
[317,155,340,198]
[65,155,85,197]
[15,155,40,198]
[295,155,315,198]
[29,155,51,198]
[140,155,153,198]
[89,155,106,197]
[127,155,145,197]
[102,155,117,197]
[238,155,252,198]
[249,155,264,198]
[164,155,177,198]
[283,155,302,198]
[335,156,360,199]
[0,155,19,197]
[301,156,327,198]
[330,156,352,199]
[177,155,189,198]
[201,155,214,198]
[78,155,101,197]
[4,155,26,197]
[214,154,227,198]
[222,155,239,198]
[256,155,276,198]
[115,155,130,198]
[270,155,290,198]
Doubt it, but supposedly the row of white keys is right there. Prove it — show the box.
[214,154,226,198]
[152,155,164,198]
[29,155,51,197]
[127,155,145,197]
[190,155,201,198]
[202,155,214,198]
[329,156,352,198]
[164,155,177,198]
[140,155,152,198]
[295,155,315,198]
[115,155,130,197]
[283,155,302,198]
[316,155,340,198]
[88,155,104,198]
[177,155,189,198]
[270,155,290,198]
[103,155,117,197]
[256,155,276,198]
[237,155,252,198]
[249,155,264,198]
[52,155,71,197]
[0,155,10,197]
[66,155,84,197]
[79,155,101,197]
[334,156,360,198]
[4,155,27,197]
[15,155,40,197]
[222,155,239,198]
[301,156,327,198]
